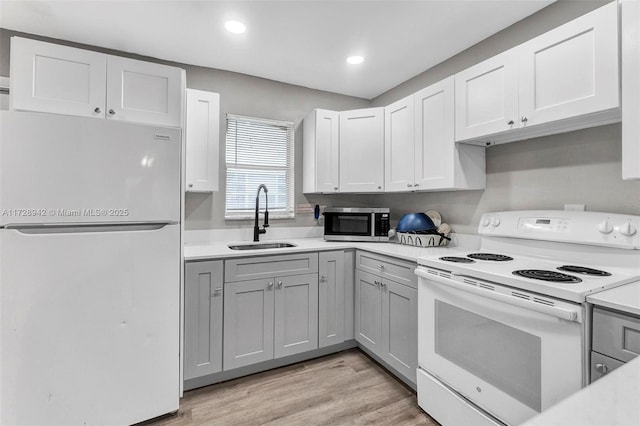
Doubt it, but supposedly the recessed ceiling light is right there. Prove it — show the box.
[225,20,246,34]
[346,56,364,65]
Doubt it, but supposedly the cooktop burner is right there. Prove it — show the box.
[557,265,612,276]
[513,269,582,283]
[467,253,514,262]
[439,256,475,263]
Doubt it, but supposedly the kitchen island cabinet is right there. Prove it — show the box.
[10,37,184,127]
[184,260,223,380]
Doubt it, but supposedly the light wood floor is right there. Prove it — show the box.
[142,349,438,426]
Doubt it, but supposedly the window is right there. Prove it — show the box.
[225,114,295,220]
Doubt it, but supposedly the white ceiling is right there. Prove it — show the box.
[0,0,555,100]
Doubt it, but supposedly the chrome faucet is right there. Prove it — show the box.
[253,184,269,242]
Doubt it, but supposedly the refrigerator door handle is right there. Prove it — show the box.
[4,222,177,234]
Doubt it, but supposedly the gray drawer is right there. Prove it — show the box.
[225,252,318,282]
[355,250,416,288]
[592,307,640,362]
[590,351,624,383]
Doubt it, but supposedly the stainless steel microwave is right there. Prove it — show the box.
[323,207,391,242]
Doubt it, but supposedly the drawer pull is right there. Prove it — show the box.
[595,363,608,375]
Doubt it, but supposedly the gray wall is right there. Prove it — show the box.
[2,0,640,236]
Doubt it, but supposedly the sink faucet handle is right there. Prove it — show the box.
[263,210,269,227]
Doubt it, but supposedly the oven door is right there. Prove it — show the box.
[416,268,583,426]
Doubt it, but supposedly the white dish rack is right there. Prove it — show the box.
[397,231,450,247]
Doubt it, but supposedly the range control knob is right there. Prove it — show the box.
[491,217,501,227]
[598,220,613,234]
[481,217,491,227]
[619,222,637,237]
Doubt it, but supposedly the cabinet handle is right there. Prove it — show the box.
[188,183,193,188]
[521,116,528,123]
[267,282,274,289]
[507,120,514,125]
[109,109,116,115]
[381,282,387,288]
[407,183,412,188]
[94,107,101,113]
[334,187,338,190]
[377,186,382,190]
[377,264,384,270]
[277,280,283,288]
[595,363,608,375]
[320,275,327,282]
[414,183,419,187]
[212,288,222,297]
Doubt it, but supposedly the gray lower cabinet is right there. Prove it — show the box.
[355,252,417,384]
[591,306,640,383]
[184,260,223,380]
[318,251,345,348]
[223,271,319,370]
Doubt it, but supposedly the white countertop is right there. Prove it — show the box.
[184,237,462,262]
[587,281,640,317]
[523,356,640,426]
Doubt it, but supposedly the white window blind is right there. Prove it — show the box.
[225,114,295,220]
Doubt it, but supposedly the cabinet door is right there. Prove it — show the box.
[10,37,107,118]
[414,77,455,190]
[354,270,382,353]
[622,0,640,180]
[519,1,619,128]
[274,273,319,358]
[184,261,223,380]
[318,251,345,348]
[106,55,184,127]
[303,109,340,193]
[223,278,275,370]
[381,280,418,384]
[385,95,415,191]
[185,89,220,192]
[339,108,385,192]
[455,50,519,141]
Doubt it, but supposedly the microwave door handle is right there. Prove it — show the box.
[415,269,581,323]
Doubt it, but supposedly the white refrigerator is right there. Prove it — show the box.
[0,111,181,425]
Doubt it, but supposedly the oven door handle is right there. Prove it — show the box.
[416,269,581,323]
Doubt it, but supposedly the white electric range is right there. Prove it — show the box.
[415,210,640,426]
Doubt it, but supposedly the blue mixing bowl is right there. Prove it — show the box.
[397,213,436,233]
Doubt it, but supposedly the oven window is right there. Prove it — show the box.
[434,301,542,412]
[325,214,371,236]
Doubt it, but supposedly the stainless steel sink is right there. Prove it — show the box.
[227,242,297,250]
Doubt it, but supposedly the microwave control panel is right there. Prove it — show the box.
[374,213,391,236]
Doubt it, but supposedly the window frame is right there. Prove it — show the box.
[224,113,295,220]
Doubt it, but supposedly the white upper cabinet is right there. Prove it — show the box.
[622,0,640,180]
[303,109,340,193]
[10,37,184,128]
[455,51,519,142]
[106,56,183,127]
[185,89,220,192]
[10,37,107,119]
[384,95,415,192]
[339,107,385,193]
[455,2,620,144]
[518,1,619,128]
[415,77,485,191]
